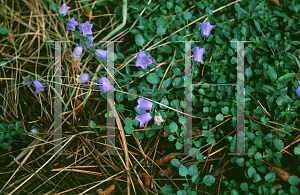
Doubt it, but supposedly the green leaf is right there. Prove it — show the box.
[265,172,276,183]
[171,159,181,167]
[124,117,133,126]
[161,78,172,89]
[89,120,96,129]
[245,66,253,79]
[215,114,224,121]
[168,135,176,141]
[124,126,134,134]
[188,164,198,176]
[176,141,183,150]
[169,122,178,133]
[0,27,9,35]
[1,142,9,149]
[175,6,183,14]
[202,175,215,186]
[183,11,192,20]
[146,73,160,84]
[294,146,300,155]
[288,175,300,186]
[196,154,205,162]
[240,182,249,191]
[276,73,296,83]
[273,139,284,151]
[128,88,138,101]
[115,104,124,113]
[135,34,145,46]
[179,164,188,177]
[248,166,256,178]
[134,132,144,140]
[166,2,174,10]
[268,65,277,83]
[290,185,299,195]
[45,41,54,45]
[157,26,166,35]
[253,173,262,182]
[201,131,214,137]
[253,20,261,32]
[191,175,199,184]
[145,129,155,138]
[159,184,174,195]
[0,61,7,66]
[236,158,245,167]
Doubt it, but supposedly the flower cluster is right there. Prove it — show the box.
[191,21,215,63]
[134,97,153,127]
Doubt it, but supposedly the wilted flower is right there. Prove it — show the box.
[191,46,205,62]
[78,21,93,36]
[135,113,152,128]
[296,86,300,99]
[95,49,108,60]
[33,80,47,94]
[136,96,153,112]
[58,4,70,16]
[199,21,215,37]
[99,77,113,94]
[80,36,94,50]
[135,52,153,70]
[74,46,83,56]
[81,73,89,83]
[154,114,164,125]
[66,17,78,31]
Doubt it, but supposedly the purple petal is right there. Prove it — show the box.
[66,23,76,31]
[135,113,152,128]
[33,80,47,94]
[296,86,300,99]
[74,46,83,56]
[137,52,146,60]
[81,73,89,83]
[95,49,107,60]
[99,77,113,94]
[136,96,153,112]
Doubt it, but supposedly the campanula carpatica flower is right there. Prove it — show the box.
[33,80,47,94]
[81,73,89,83]
[58,4,70,16]
[66,18,78,31]
[135,113,152,128]
[95,49,108,60]
[80,36,94,50]
[135,51,153,70]
[99,77,113,94]
[191,46,205,62]
[136,96,153,113]
[199,21,215,37]
[78,21,93,36]
[74,46,83,56]
[296,86,300,99]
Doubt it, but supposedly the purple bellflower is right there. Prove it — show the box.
[191,46,205,62]
[33,80,47,94]
[296,86,300,99]
[199,21,215,37]
[78,21,93,36]
[99,77,113,94]
[59,4,70,16]
[136,96,153,113]
[74,46,83,56]
[135,113,152,128]
[135,52,153,70]
[66,18,78,31]
[81,73,89,83]
[95,49,108,60]
[80,36,94,50]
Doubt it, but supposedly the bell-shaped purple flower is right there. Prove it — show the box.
[33,80,47,94]
[80,36,94,50]
[78,21,93,37]
[81,73,89,83]
[296,86,300,99]
[99,77,113,94]
[199,21,215,37]
[191,46,205,62]
[74,46,83,56]
[58,4,70,16]
[95,49,108,60]
[135,52,153,70]
[66,18,78,31]
[136,96,153,112]
[135,113,152,128]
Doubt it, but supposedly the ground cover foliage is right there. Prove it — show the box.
[0,0,300,194]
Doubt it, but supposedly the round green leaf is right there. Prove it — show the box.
[264,172,276,183]
[216,114,224,121]
[146,73,160,84]
[240,182,249,191]
[273,139,284,151]
[202,175,215,186]
[179,165,188,177]
[89,120,96,129]
[171,159,180,167]
[0,27,8,35]
[288,175,300,186]
[135,34,145,46]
